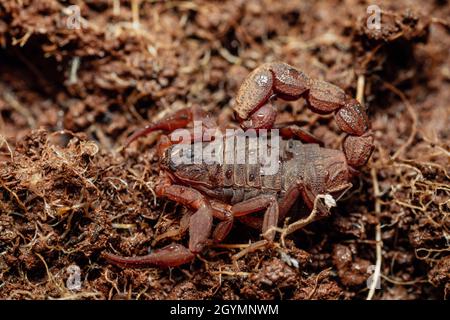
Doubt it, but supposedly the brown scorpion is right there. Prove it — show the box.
[103,62,374,268]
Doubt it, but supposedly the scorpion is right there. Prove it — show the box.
[103,62,374,268]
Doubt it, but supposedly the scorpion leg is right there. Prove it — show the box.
[236,215,264,230]
[125,105,217,147]
[210,200,234,243]
[231,194,279,241]
[104,183,215,268]
[155,184,214,254]
[278,182,329,221]
[237,181,313,231]
[299,186,329,218]
[279,181,335,224]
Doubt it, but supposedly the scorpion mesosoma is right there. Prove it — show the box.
[103,62,374,268]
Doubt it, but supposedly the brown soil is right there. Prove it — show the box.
[0,0,449,300]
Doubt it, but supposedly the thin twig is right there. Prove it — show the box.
[3,90,36,129]
[380,274,427,286]
[356,74,365,107]
[0,135,14,161]
[68,57,80,85]
[367,168,383,300]
[113,0,121,16]
[265,194,333,247]
[232,240,268,261]
[383,82,418,160]
[214,243,254,249]
[131,0,141,29]
[210,271,250,277]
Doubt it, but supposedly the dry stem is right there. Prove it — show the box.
[367,167,383,300]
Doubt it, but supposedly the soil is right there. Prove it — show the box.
[0,0,449,300]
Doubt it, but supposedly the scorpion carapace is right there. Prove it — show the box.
[162,138,350,206]
[103,62,374,268]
